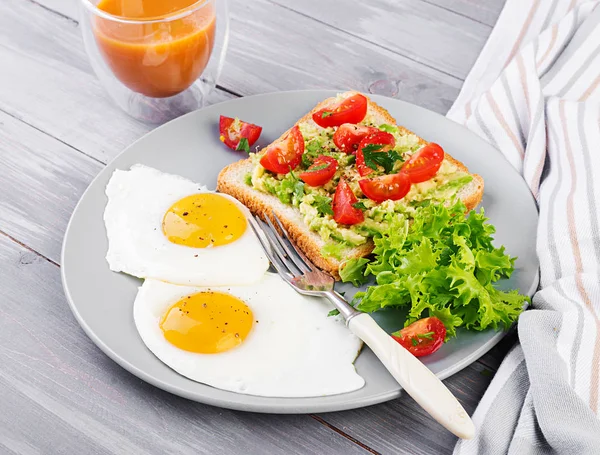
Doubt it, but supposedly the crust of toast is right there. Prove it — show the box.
[218,91,484,279]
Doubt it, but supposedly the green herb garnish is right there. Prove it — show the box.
[321,111,333,118]
[353,201,367,210]
[313,194,334,216]
[302,139,323,167]
[236,137,250,153]
[362,148,402,173]
[361,144,384,154]
[417,331,435,340]
[305,163,330,173]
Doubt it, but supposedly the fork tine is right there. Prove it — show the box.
[258,217,303,276]
[264,213,311,273]
[248,217,294,280]
[271,212,316,272]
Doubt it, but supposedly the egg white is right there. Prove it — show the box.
[134,273,365,397]
[104,164,269,286]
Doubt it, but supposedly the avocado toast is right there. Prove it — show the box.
[217,91,484,279]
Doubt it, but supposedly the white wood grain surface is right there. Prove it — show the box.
[270,0,491,80]
[0,0,508,453]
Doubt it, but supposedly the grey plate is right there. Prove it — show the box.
[62,90,539,414]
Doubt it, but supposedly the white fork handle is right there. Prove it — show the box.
[348,313,475,439]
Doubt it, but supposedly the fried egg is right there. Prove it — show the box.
[104,164,269,286]
[134,273,365,397]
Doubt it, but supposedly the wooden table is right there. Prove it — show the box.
[0,0,513,453]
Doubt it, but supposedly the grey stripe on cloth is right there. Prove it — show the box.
[577,103,600,265]
[473,106,499,149]
[519,299,600,453]
[538,7,580,79]
[506,391,551,455]
[540,6,584,86]
[541,0,561,31]
[556,42,600,98]
[544,122,564,283]
[476,358,530,455]
[556,280,585,389]
[500,72,526,145]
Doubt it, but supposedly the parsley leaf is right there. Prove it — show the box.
[236,137,250,153]
[411,338,418,346]
[362,149,402,173]
[304,163,329,173]
[302,139,323,167]
[417,331,435,340]
[313,194,334,216]
[361,144,384,154]
[327,309,341,317]
[321,111,333,118]
[352,201,367,211]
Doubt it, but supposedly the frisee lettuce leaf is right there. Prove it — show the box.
[339,257,370,286]
[340,200,528,339]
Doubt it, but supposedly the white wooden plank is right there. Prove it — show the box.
[0,111,101,263]
[222,0,461,110]
[424,0,505,27]
[318,361,494,455]
[37,0,505,31]
[0,233,371,455]
[0,0,461,164]
[36,0,79,19]
[268,0,491,80]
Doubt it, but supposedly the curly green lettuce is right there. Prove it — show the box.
[340,201,529,338]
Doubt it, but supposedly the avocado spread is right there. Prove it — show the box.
[245,115,472,255]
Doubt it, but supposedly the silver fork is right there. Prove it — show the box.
[250,211,475,440]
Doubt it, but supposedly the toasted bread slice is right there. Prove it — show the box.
[218,92,484,279]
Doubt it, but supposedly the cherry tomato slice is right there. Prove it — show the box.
[333,123,379,154]
[358,173,411,202]
[312,94,368,128]
[259,126,305,174]
[355,131,396,177]
[298,156,338,187]
[219,116,262,151]
[333,178,364,225]
[391,317,446,357]
[400,143,445,184]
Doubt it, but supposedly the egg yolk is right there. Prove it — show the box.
[162,193,247,248]
[160,291,253,354]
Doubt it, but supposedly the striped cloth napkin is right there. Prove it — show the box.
[448,0,600,453]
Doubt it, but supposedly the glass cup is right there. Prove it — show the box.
[80,0,229,123]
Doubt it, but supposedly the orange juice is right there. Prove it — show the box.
[94,0,216,98]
